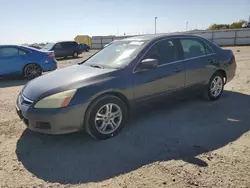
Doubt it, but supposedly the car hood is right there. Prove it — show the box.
[22,65,115,101]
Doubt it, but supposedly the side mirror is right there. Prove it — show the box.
[138,58,158,70]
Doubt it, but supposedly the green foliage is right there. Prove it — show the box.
[230,20,247,29]
[208,20,247,30]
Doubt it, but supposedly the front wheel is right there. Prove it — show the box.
[204,72,224,101]
[85,95,128,140]
[23,64,42,79]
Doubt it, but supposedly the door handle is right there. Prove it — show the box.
[174,67,182,73]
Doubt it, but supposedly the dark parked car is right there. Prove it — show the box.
[0,45,57,79]
[42,41,82,58]
[79,43,90,52]
[16,34,236,140]
[28,45,42,49]
[242,22,250,28]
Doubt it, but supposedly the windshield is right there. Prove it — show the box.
[43,43,55,50]
[84,40,146,69]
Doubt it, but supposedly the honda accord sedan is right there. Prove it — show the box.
[16,34,236,140]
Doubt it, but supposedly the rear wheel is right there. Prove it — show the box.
[85,95,128,140]
[203,72,224,101]
[23,64,42,79]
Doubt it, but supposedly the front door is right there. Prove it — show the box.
[133,38,185,102]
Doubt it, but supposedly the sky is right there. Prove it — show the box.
[1,0,249,44]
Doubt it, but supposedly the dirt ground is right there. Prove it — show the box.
[0,47,250,188]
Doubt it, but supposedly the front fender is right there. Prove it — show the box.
[70,75,133,106]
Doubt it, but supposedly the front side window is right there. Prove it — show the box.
[0,47,19,57]
[84,40,146,69]
[54,43,63,49]
[180,39,207,59]
[143,39,180,65]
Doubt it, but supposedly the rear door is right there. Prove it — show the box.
[179,38,215,88]
[133,38,185,102]
[0,47,26,75]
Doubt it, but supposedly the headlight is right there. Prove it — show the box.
[34,89,77,108]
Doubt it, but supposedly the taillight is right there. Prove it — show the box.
[47,54,55,59]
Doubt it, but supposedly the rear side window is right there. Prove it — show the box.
[18,49,28,55]
[180,39,207,59]
[0,47,19,57]
[143,39,181,65]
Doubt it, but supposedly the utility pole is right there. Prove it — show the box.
[155,17,158,34]
[186,21,188,31]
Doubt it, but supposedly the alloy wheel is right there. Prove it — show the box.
[25,64,42,79]
[210,76,223,97]
[94,103,123,134]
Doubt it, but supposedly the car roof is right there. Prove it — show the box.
[121,33,204,42]
[0,45,44,52]
[57,41,77,43]
[0,44,20,48]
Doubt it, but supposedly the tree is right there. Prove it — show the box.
[208,20,247,30]
[208,24,229,30]
[230,20,247,29]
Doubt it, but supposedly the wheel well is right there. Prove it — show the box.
[83,91,130,128]
[95,92,130,112]
[216,69,227,83]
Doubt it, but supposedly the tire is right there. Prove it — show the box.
[203,71,224,101]
[85,95,128,140]
[23,64,42,80]
[73,51,78,58]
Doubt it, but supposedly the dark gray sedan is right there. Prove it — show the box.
[16,34,236,140]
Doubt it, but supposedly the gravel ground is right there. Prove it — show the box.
[0,47,250,188]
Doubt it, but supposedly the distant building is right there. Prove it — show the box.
[74,35,92,47]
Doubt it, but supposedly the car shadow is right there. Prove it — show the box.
[0,78,29,88]
[56,56,82,61]
[16,90,250,184]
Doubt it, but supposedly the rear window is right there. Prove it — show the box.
[43,43,55,50]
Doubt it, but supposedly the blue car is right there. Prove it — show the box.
[0,45,57,79]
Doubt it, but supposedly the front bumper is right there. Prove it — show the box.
[16,95,89,134]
